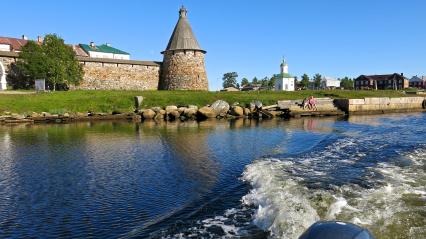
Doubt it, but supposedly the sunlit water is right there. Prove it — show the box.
[0,114,425,239]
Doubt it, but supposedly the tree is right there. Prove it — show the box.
[269,74,281,88]
[313,73,322,88]
[240,77,249,87]
[340,77,354,89]
[300,74,310,89]
[222,72,238,88]
[252,77,258,85]
[260,76,269,87]
[17,34,83,91]
[15,41,46,88]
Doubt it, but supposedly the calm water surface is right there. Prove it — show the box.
[0,114,425,239]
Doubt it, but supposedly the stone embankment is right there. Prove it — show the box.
[135,99,279,121]
[334,97,426,115]
[0,112,141,125]
[1,97,425,125]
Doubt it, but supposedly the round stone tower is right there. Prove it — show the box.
[160,6,208,90]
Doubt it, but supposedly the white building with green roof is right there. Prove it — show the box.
[79,42,130,60]
[274,58,295,91]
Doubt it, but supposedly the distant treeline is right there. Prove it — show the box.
[222,72,354,89]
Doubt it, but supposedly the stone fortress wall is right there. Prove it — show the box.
[77,57,161,90]
[0,52,162,90]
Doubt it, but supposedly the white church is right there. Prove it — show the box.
[274,58,295,91]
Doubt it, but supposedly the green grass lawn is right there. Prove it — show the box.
[0,90,408,114]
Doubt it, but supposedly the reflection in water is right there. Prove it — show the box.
[0,118,344,238]
[3,114,422,239]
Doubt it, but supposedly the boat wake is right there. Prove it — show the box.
[241,145,426,239]
[159,115,426,239]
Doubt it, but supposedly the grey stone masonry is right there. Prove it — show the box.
[160,50,208,90]
[0,52,162,91]
[76,61,160,90]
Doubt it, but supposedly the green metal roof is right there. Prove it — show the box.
[281,73,293,78]
[79,44,129,55]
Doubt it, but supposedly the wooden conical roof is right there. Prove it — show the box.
[163,7,205,53]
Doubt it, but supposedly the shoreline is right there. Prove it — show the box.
[1,96,425,125]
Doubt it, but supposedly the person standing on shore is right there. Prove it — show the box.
[309,96,317,111]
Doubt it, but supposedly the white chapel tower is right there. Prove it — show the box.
[275,58,295,91]
[281,58,289,74]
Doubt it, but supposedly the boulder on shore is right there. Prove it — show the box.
[11,113,25,120]
[178,107,187,114]
[188,105,198,111]
[250,100,263,111]
[230,106,244,117]
[151,107,162,113]
[243,108,251,116]
[165,105,178,112]
[142,109,156,119]
[31,112,40,118]
[154,112,164,120]
[210,100,230,115]
[184,108,197,118]
[197,106,217,118]
[168,110,180,120]
[41,112,51,117]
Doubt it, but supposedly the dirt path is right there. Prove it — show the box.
[0,91,36,95]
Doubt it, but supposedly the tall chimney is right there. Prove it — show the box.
[22,35,28,40]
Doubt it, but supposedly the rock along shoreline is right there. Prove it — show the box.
[1,97,426,125]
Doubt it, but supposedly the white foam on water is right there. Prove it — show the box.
[201,216,240,236]
[242,159,320,238]
[326,196,348,219]
[161,206,256,239]
[241,147,426,239]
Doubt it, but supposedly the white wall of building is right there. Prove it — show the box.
[321,77,340,89]
[275,77,295,91]
[0,44,11,52]
[0,62,7,90]
[88,51,114,59]
[88,51,130,60]
[113,54,130,60]
[281,64,288,74]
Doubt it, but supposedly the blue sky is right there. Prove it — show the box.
[2,0,425,90]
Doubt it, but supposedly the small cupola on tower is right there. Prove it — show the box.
[280,57,289,74]
[159,6,208,90]
[179,6,187,18]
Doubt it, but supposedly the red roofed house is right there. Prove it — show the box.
[0,35,30,52]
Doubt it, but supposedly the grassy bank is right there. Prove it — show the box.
[0,90,408,114]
